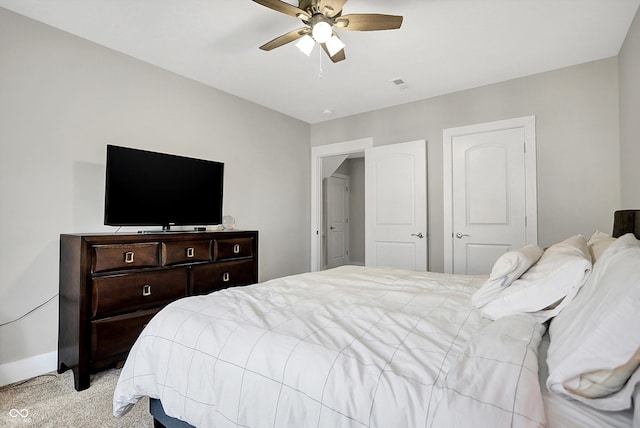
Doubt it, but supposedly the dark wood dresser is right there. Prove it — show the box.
[58,230,258,391]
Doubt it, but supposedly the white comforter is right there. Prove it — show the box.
[113,265,546,427]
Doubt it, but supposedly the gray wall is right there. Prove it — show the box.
[0,9,310,367]
[620,7,640,207]
[311,58,621,272]
[348,158,365,265]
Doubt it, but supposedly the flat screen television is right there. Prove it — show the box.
[104,145,224,230]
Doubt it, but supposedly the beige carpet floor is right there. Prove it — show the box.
[0,368,153,427]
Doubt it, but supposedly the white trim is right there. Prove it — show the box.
[443,116,537,273]
[443,131,454,273]
[0,351,57,387]
[311,138,373,271]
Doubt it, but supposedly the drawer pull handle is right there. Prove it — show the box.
[233,244,240,254]
[222,272,230,282]
[142,284,152,296]
[124,251,135,263]
[186,247,195,258]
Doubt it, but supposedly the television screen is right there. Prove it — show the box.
[104,145,224,229]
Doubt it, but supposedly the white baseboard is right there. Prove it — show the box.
[0,351,57,387]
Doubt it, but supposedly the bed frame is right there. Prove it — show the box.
[150,398,195,428]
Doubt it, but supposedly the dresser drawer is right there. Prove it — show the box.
[190,259,256,295]
[91,269,187,318]
[91,308,160,362]
[161,240,211,266]
[213,237,254,261]
[93,243,159,273]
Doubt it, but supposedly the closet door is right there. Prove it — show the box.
[326,174,349,269]
[443,116,538,275]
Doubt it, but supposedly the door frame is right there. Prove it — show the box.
[311,138,373,272]
[442,116,538,273]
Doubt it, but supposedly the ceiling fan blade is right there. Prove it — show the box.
[321,43,346,63]
[318,0,348,17]
[252,0,310,20]
[335,14,403,31]
[259,28,309,51]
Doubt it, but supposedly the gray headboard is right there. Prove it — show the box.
[612,210,640,239]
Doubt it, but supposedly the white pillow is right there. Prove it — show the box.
[471,245,544,309]
[546,233,640,410]
[480,234,592,322]
[587,230,616,263]
[567,347,640,398]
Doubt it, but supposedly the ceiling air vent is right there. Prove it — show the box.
[390,77,408,89]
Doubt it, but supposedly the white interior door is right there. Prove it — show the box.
[365,140,427,271]
[443,116,537,274]
[326,174,349,268]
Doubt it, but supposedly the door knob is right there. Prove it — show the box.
[456,232,470,238]
[411,232,424,239]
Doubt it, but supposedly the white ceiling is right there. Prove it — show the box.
[1,0,638,124]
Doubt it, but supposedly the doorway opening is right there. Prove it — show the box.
[311,138,372,271]
[324,170,361,269]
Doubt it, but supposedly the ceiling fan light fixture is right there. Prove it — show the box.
[253,0,403,64]
[312,21,332,43]
[325,35,345,57]
[295,34,315,56]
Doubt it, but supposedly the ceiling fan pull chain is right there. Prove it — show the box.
[318,46,324,78]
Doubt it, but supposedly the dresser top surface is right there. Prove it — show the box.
[60,230,258,244]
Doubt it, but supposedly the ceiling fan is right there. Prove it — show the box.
[252,0,403,63]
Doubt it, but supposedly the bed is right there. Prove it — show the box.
[113,215,640,427]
